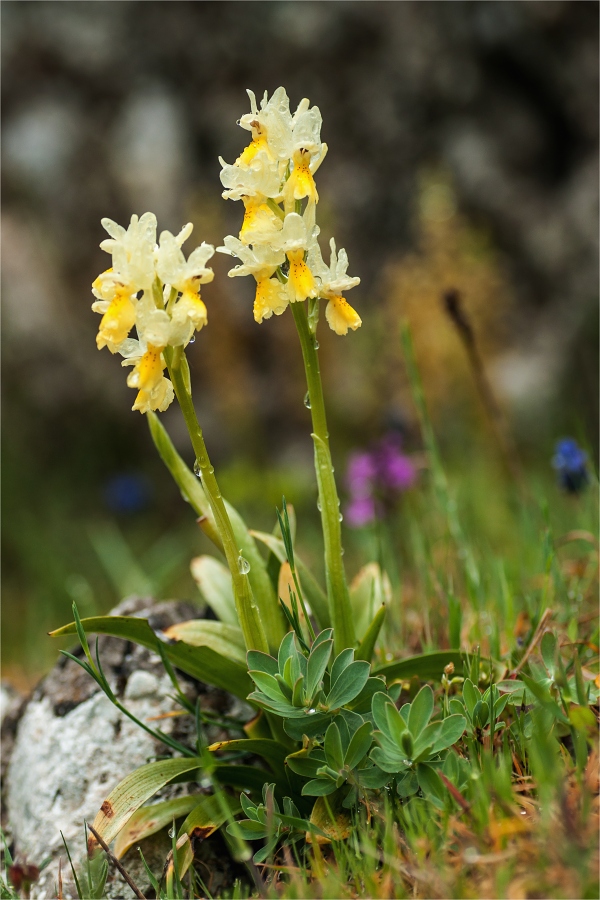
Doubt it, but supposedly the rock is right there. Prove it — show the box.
[4,597,251,899]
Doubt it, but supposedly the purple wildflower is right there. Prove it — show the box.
[345,434,416,527]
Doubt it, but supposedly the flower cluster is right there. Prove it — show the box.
[552,438,589,494]
[346,435,416,527]
[92,213,215,413]
[217,87,362,335]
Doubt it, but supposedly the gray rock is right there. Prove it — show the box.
[4,597,250,899]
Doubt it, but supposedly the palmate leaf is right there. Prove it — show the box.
[50,615,251,699]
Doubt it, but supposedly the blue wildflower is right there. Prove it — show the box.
[552,439,589,494]
[104,472,151,514]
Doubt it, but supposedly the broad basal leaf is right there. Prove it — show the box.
[50,615,251,699]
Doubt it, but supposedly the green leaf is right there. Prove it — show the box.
[356,765,390,789]
[311,629,334,650]
[416,764,444,803]
[330,649,355,687]
[162,620,246,664]
[207,739,288,777]
[355,605,387,663]
[284,713,331,742]
[349,563,389,642]
[50,615,251,699]
[211,765,275,792]
[232,820,267,839]
[176,794,241,878]
[250,530,330,629]
[372,691,395,733]
[407,685,434,737]
[249,671,287,702]
[113,795,200,859]
[385,703,408,747]
[302,779,338,797]
[432,715,466,752]
[247,651,279,677]
[306,640,333,703]
[89,758,204,850]
[278,631,297,674]
[462,679,479,717]
[374,651,504,683]
[569,705,597,739]
[324,723,345,771]
[326,661,370,710]
[190,556,238,627]
[285,753,326,778]
[344,721,373,770]
[541,631,557,674]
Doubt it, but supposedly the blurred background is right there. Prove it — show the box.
[2,1,598,682]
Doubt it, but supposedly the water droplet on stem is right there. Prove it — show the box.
[237,555,251,575]
[304,392,311,409]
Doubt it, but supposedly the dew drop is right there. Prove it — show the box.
[338,512,344,522]
[316,501,322,512]
[304,392,311,409]
[307,708,317,715]
[340,546,345,556]
[180,490,190,503]
[237,555,251,575]
[168,827,176,838]
[189,336,196,344]
[314,340,320,349]
[193,460,202,477]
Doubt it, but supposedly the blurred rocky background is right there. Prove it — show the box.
[2,1,598,678]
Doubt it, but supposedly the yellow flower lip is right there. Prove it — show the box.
[325,295,362,336]
[287,250,317,302]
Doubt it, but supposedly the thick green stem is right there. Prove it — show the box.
[165,347,268,654]
[290,302,355,653]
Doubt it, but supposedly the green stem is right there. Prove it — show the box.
[290,302,355,653]
[165,346,268,654]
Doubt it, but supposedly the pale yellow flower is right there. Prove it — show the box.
[308,238,361,335]
[92,270,138,352]
[156,226,214,344]
[121,338,174,414]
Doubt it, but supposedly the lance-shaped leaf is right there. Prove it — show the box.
[407,685,434,737]
[88,758,203,851]
[49,615,251,699]
[190,556,238,626]
[356,605,387,663]
[163,620,246,664]
[324,722,345,771]
[114,795,200,859]
[326,661,370,710]
[305,639,333,703]
[344,721,373,770]
[374,651,505,683]
[349,563,390,642]
[175,794,242,879]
